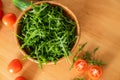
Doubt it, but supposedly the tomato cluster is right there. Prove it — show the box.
[1,0,24,79]
[74,59,102,80]
[8,59,26,80]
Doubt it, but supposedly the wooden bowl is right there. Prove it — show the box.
[14,1,80,65]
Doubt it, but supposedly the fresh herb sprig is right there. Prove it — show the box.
[70,43,105,69]
[70,42,87,70]
[18,3,77,68]
[81,47,105,66]
[74,77,86,80]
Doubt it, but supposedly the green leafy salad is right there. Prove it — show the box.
[17,3,77,67]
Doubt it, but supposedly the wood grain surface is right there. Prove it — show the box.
[0,0,120,80]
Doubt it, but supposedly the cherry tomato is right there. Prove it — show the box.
[0,0,2,7]
[2,13,17,26]
[88,65,102,80]
[74,59,88,74]
[0,9,3,19]
[15,76,26,80]
[8,59,22,73]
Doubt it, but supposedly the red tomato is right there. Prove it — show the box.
[15,76,26,80]
[0,9,3,19]
[74,59,88,74]
[88,65,102,80]
[8,59,22,73]
[2,13,17,26]
[0,0,2,7]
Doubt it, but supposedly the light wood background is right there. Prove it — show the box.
[0,0,120,80]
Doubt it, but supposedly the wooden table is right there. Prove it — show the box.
[0,0,120,80]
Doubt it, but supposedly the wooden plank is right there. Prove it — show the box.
[0,0,120,80]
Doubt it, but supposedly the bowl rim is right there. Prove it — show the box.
[14,1,81,65]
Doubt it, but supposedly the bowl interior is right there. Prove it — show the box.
[15,1,80,64]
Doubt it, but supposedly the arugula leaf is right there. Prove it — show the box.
[18,3,77,67]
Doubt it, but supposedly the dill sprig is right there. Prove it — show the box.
[70,43,105,70]
[81,47,105,66]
